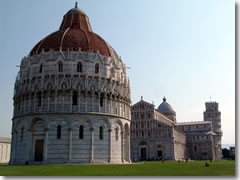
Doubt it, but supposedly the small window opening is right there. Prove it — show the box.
[21,127,24,142]
[72,91,78,105]
[77,62,82,72]
[58,61,63,72]
[99,126,104,140]
[115,128,119,141]
[100,94,104,107]
[39,64,43,73]
[95,63,99,74]
[79,125,84,139]
[57,125,61,139]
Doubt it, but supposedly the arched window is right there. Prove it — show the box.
[39,64,43,73]
[61,83,67,89]
[100,94,104,107]
[58,61,63,72]
[95,63,99,74]
[115,128,119,141]
[72,91,78,105]
[57,125,61,139]
[79,125,84,139]
[77,62,82,72]
[21,127,24,142]
[37,92,41,107]
[99,126,103,140]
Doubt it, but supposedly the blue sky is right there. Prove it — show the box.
[0,0,235,144]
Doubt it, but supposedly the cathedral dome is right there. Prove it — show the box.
[29,2,118,59]
[157,97,175,113]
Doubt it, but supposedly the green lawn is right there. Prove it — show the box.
[0,160,235,176]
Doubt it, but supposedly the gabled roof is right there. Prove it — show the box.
[131,99,155,110]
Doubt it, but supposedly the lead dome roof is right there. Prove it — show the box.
[30,2,119,59]
[157,97,175,113]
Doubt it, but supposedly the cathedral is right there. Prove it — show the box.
[130,97,222,161]
[9,3,131,165]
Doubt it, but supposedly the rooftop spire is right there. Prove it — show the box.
[75,1,78,8]
[163,96,166,102]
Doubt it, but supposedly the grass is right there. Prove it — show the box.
[0,160,235,176]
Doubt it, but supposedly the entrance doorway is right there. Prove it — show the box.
[34,139,44,161]
[158,150,163,159]
[141,148,147,160]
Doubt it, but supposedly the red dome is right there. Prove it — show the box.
[30,4,118,58]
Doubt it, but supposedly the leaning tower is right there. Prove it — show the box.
[204,101,222,160]
[9,3,131,165]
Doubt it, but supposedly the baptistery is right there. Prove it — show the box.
[9,3,131,165]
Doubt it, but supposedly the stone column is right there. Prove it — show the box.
[85,92,87,112]
[119,100,121,116]
[90,128,94,163]
[41,94,44,112]
[104,94,106,113]
[112,98,115,114]
[91,93,94,112]
[47,91,50,112]
[34,94,36,112]
[98,93,101,112]
[44,128,49,162]
[5,144,9,162]
[78,90,81,112]
[118,100,120,115]
[26,128,32,163]
[115,99,118,115]
[108,129,112,163]
[109,96,112,114]
[121,131,124,163]
[121,102,124,117]
[62,91,65,112]
[55,91,57,112]
[68,127,72,163]
[119,101,121,116]
[127,130,131,162]
[70,91,73,112]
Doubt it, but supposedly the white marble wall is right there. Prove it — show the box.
[11,50,131,165]
[10,114,130,165]
[173,129,186,160]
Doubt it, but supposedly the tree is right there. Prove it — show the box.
[222,148,230,159]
